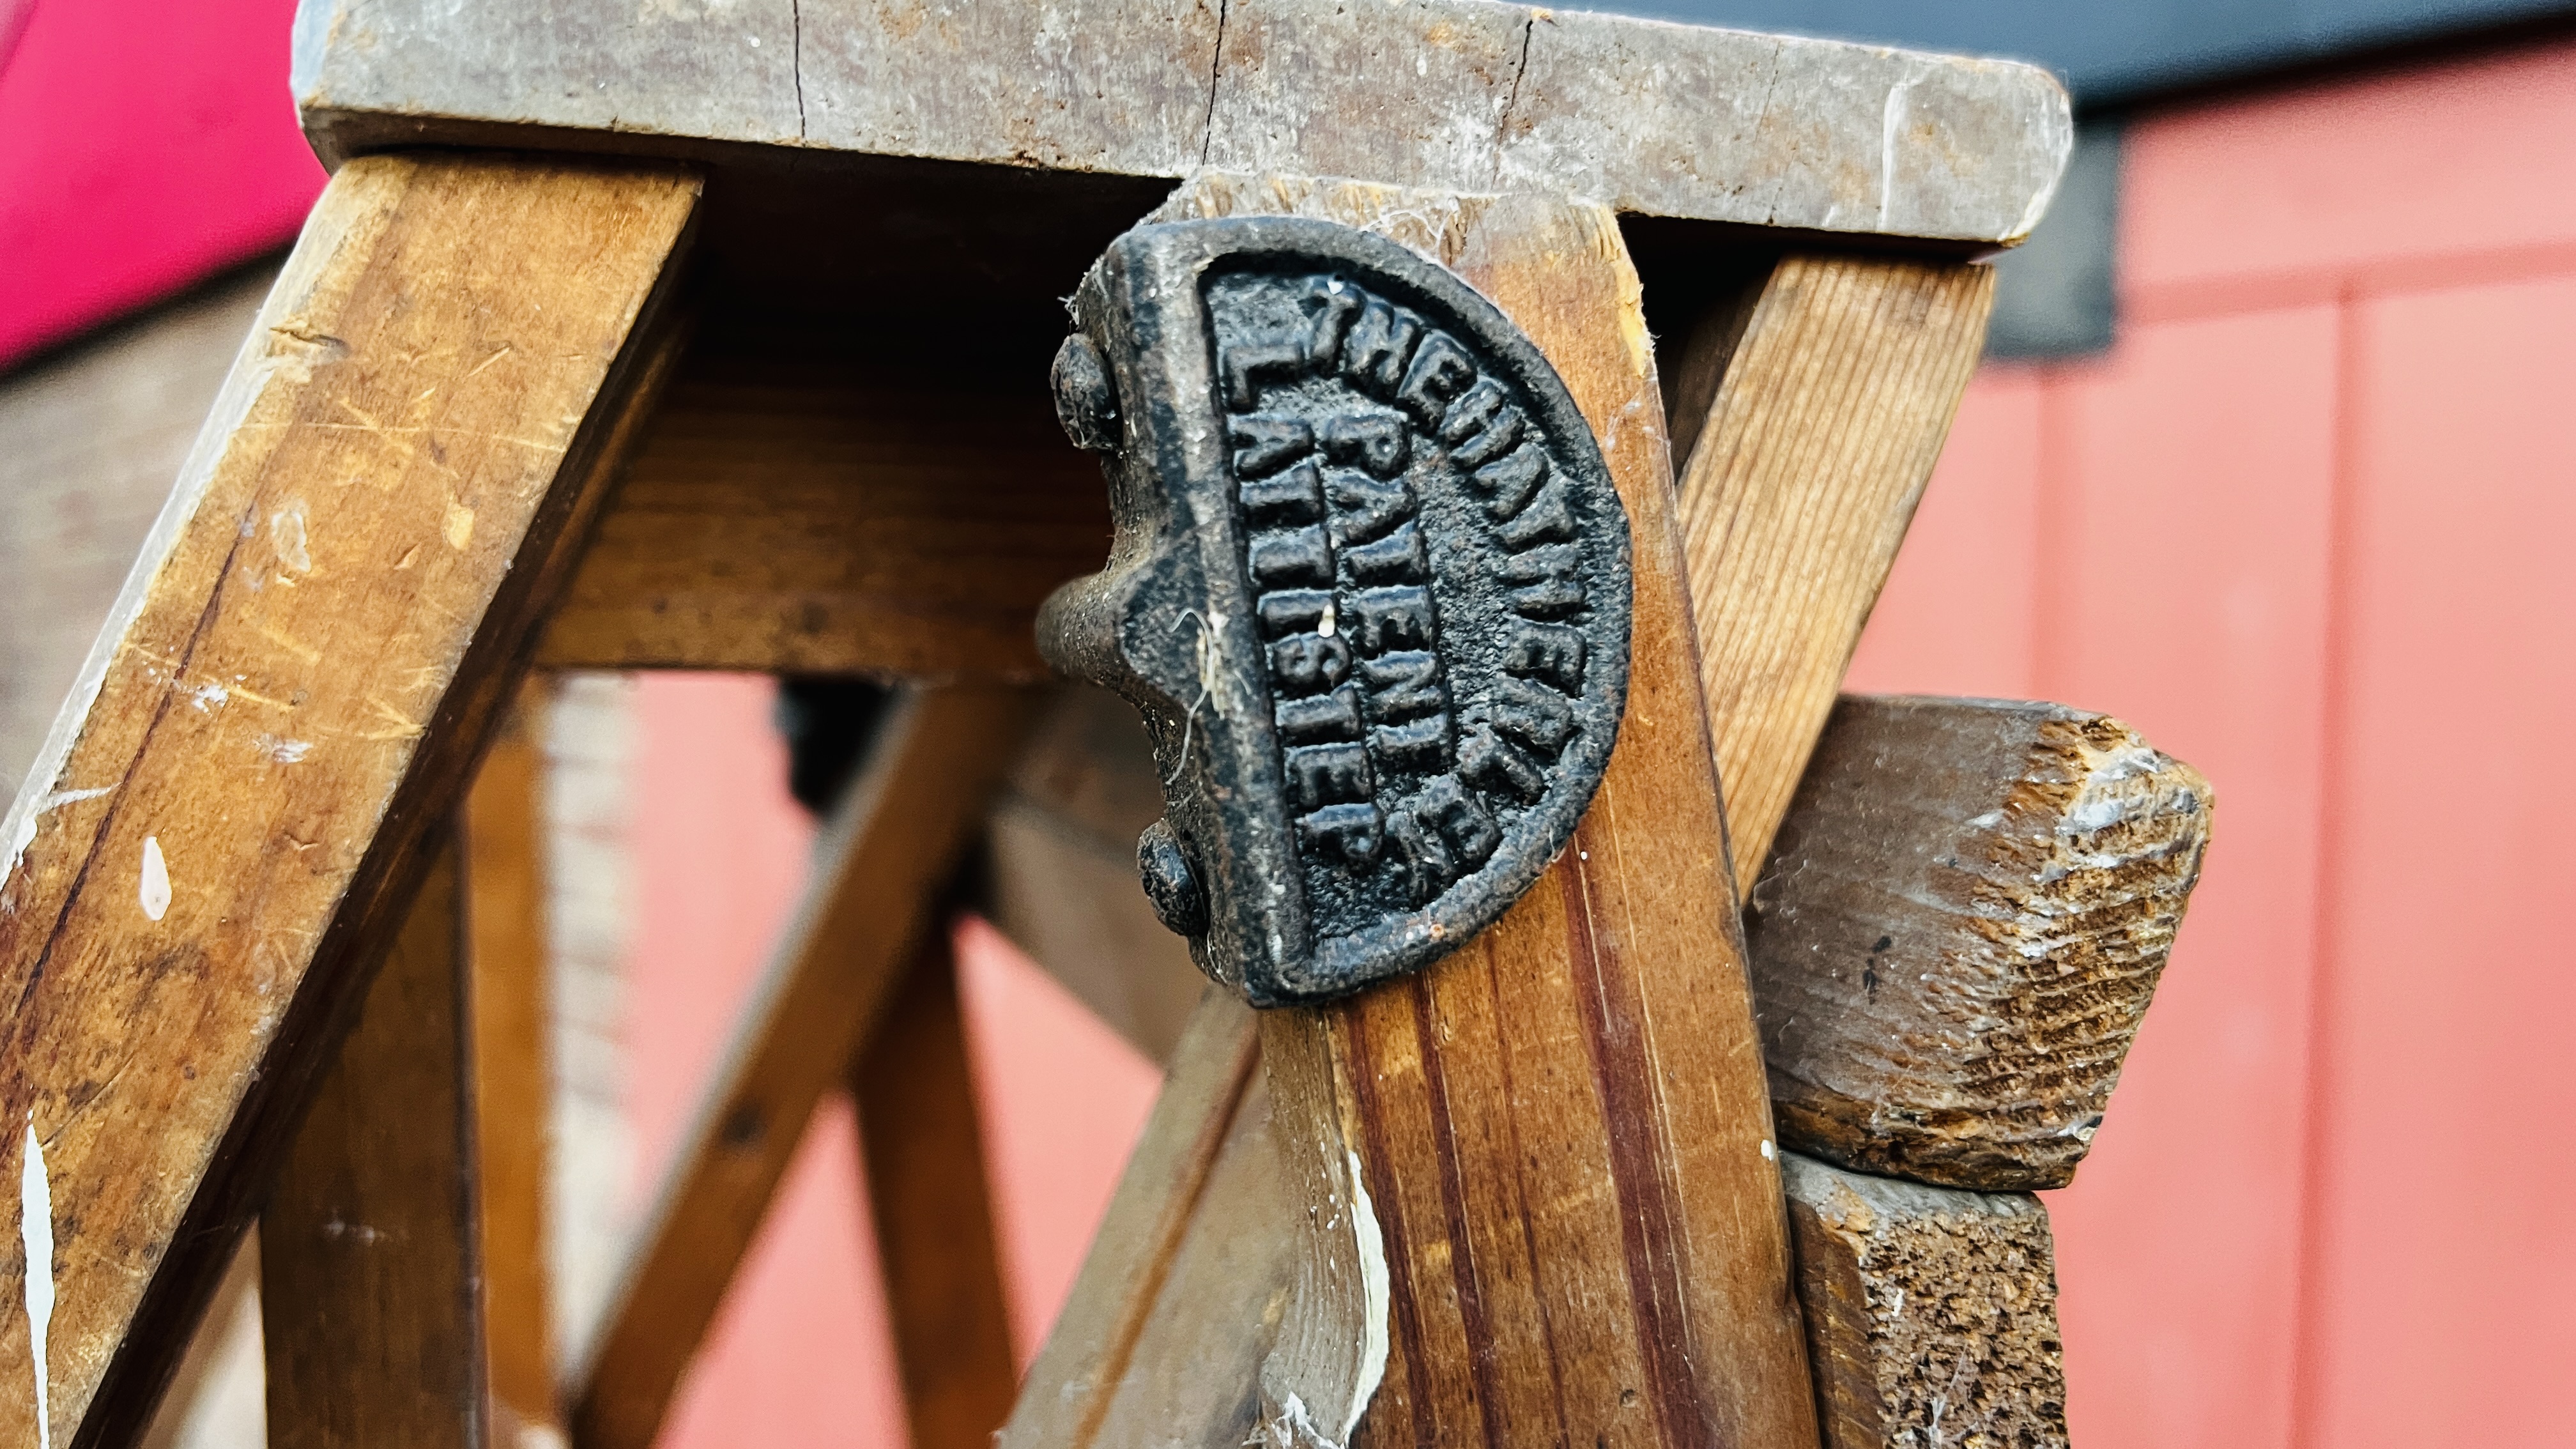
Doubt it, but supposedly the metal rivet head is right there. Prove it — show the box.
[1137,819,1208,937]
[1051,334,1120,452]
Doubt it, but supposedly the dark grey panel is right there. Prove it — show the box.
[1567,0,2576,102]
[1986,123,2120,360]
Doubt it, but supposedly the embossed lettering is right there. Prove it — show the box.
[1458,725,1545,802]
[1231,415,1313,476]
[1473,443,1549,520]
[1383,809,1455,902]
[1241,458,1326,525]
[1276,686,1363,744]
[1494,478,1578,549]
[1358,651,1445,721]
[1345,522,1429,585]
[1272,632,1353,694]
[1489,675,1576,756]
[1348,586,1437,655]
[1319,413,1410,477]
[1395,332,1478,425]
[1416,774,1501,868]
[1503,620,1588,693]
[1287,742,1376,811]
[1371,714,1452,770]
[1303,276,1363,364]
[1259,589,1335,637]
[1342,298,1424,395]
[1250,526,1335,588]
[1440,378,1514,443]
[1223,339,1311,409]
[1328,471,1416,545]
[1299,801,1383,867]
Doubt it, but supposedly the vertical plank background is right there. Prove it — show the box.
[1846,35,2576,1449]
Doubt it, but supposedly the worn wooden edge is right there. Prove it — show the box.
[292,0,2069,245]
[999,986,1262,1449]
[0,155,701,1449]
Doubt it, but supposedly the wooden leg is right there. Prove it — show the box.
[571,685,1036,1449]
[1669,254,1997,889]
[1000,988,1272,1449]
[852,920,1018,1449]
[263,838,487,1449]
[0,154,697,1449]
[464,682,560,1432]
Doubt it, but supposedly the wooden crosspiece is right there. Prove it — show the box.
[0,7,2134,1448]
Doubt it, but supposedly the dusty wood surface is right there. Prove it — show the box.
[1782,1153,2067,1449]
[1750,696,2211,1191]
[264,842,489,1449]
[463,685,558,1426]
[293,0,2070,247]
[998,988,1276,1449]
[852,926,1020,1449]
[535,358,1111,677]
[1673,254,1996,893]
[1128,176,1814,1449]
[983,686,1208,1062]
[570,686,1036,1449]
[0,154,696,1449]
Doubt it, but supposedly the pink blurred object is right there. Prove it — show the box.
[0,0,323,368]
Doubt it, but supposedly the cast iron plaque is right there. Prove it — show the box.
[1039,217,1632,1006]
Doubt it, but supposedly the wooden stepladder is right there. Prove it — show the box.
[0,8,2207,1449]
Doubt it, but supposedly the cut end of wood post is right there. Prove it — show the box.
[1783,1152,2069,1449]
[1751,695,2212,1190]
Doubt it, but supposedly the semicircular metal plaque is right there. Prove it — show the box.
[1039,217,1632,1006]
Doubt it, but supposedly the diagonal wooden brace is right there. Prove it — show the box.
[0,155,698,1449]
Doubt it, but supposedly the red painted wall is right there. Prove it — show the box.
[0,0,323,367]
[10,6,2573,1443]
[1852,40,2576,1446]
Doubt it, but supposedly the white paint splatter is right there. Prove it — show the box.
[21,1118,54,1449]
[1759,1138,1776,1161]
[1878,75,1919,227]
[271,500,312,576]
[187,681,229,712]
[1344,1146,1390,1444]
[256,734,314,765]
[140,836,171,921]
[3,790,116,887]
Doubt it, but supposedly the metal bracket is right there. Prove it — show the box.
[1039,217,1632,1006]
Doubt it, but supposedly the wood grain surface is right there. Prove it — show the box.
[997,988,1271,1449]
[1782,1152,2067,1449]
[463,684,559,1426]
[1750,696,2212,1190]
[263,841,489,1449]
[1141,177,1818,1449]
[852,928,1019,1449]
[0,154,697,1449]
[295,0,2069,247]
[1674,255,1996,891]
[570,686,1036,1449]
[535,360,1111,677]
